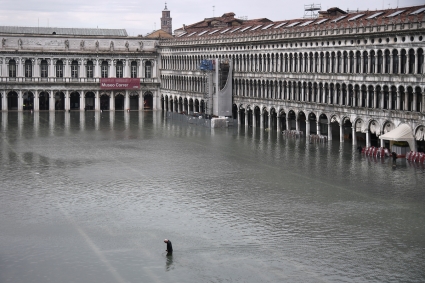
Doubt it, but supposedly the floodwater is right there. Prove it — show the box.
[0,111,424,283]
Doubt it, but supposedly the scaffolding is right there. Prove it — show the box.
[304,3,321,19]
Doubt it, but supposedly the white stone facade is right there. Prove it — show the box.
[158,6,425,148]
[0,32,161,111]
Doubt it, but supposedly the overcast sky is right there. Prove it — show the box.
[0,0,423,36]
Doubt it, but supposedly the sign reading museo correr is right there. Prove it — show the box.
[100,78,140,90]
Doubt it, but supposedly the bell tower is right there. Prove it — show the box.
[161,3,172,34]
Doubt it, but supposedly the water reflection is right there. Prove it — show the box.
[165,254,174,271]
[0,111,424,283]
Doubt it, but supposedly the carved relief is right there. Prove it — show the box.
[110,41,114,51]
[18,38,22,49]
[125,41,129,51]
[1,38,5,47]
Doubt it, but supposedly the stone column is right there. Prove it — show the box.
[396,90,401,110]
[34,91,39,111]
[110,93,115,111]
[139,91,143,111]
[305,120,310,137]
[253,112,256,128]
[124,90,130,110]
[398,52,402,74]
[277,115,281,132]
[340,123,344,142]
[414,48,418,74]
[366,90,370,108]
[316,120,320,136]
[260,112,264,129]
[34,59,39,78]
[245,111,249,127]
[64,90,70,111]
[17,90,23,111]
[95,90,100,111]
[296,118,299,132]
[380,138,384,147]
[268,114,272,130]
[352,126,357,145]
[406,51,410,74]
[49,59,55,80]
[49,91,55,111]
[366,130,370,147]
[237,110,241,125]
[110,60,115,78]
[328,123,332,141]
[80,60,85,79]
[286,117,289,131]
[80,92,84,110]
[95,59,100,78]
[413,90,417,112]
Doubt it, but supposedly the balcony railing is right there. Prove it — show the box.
[0,77,159,83]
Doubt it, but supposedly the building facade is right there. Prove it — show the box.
[158,5,425,149]
[0,27,160,112]
[1,4,425,149]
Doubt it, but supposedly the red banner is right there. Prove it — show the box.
[100,78,140,90]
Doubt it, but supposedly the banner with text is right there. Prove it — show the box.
[100,78,140,90]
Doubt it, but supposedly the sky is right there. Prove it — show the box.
[0,0,423,36]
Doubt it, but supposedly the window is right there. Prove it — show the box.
[145,61,152,78]
[116,61,123,78]
[131,61,138,78]
[25,59,32,78]
[71,60,78,78]
[41,60,48,78]
[56,60,63,78]
[86,61,94,78]
[9,60,16,77]
[101,61,108,78]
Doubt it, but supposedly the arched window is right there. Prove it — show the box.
[9,59,16,78]
[56,60,63,78]
[71,60,78,79]
[25,59,32,78]
[40,60,48,78]
[101,61,108,78]
[116,61,123,78]
[131,61,138,78]
[145,61,152,78]
[86,61,94,78]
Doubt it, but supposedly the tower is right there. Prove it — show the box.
[161,3,172,34]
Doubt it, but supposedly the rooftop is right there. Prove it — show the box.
[171,4,425,40]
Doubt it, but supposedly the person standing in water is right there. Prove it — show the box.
[164,239,173,254]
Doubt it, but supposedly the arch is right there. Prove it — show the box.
[55,91,65,110]
[115,93,124,110]
[39,91,49,110]
[23,91,34,110]
[70,91,80,109]
[85,92,95,110]
[129,91,139,110]
[100,94,110,110]
[7,91,18,110]
[143,91,153,110]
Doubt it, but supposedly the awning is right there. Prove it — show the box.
[379,124,416,151]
